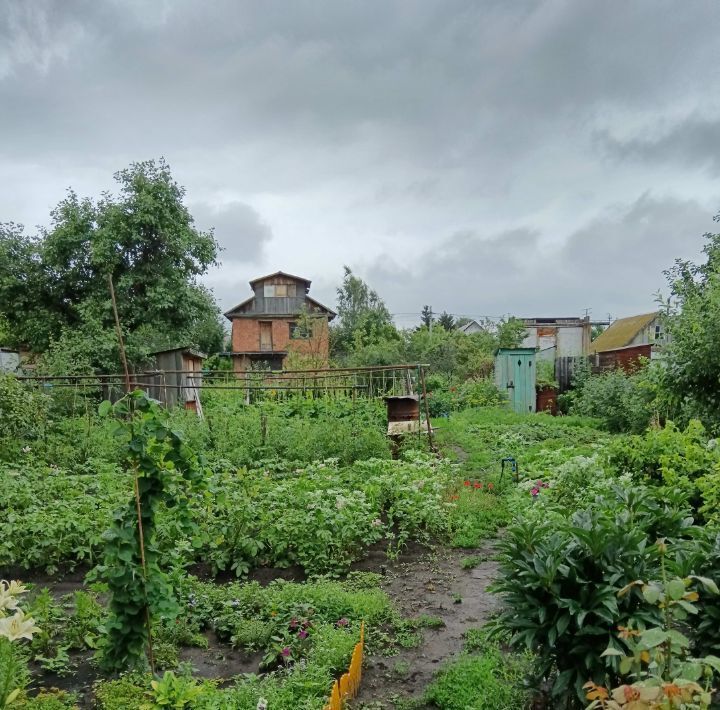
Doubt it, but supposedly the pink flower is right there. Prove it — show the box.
[298,629,308,639]
[289,618,298,629]
[531,487,540,496]
[337,618,349,627]
[281,646,291,658]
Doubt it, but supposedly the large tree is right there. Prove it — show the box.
[0,159,224,372]
[331,266,397,357]
[663,213,720,430]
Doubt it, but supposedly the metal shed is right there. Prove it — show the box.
[494,348,536,414]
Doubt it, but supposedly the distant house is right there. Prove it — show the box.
[521,317,592,361]
[590,311,664,372]
[458,319,483,335]
[224,271,336,371]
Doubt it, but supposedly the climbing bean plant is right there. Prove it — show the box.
[94,390,206,672]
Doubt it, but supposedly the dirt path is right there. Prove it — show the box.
[352,540,501,709]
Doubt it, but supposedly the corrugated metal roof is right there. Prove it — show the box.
[590,312,658,353]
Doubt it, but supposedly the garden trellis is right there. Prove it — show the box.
[17,363,428,405]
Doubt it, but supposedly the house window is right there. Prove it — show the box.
[655,324,663,341]
[264,284,296,298]
[289,321,310,339]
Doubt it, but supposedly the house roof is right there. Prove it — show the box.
[522,317,588,325]
[223,296,254,318]
[248,271,311,286]
[224,294,336,319]
[306,296,337,318]
[590,312,659,353]
[459,319,482,332]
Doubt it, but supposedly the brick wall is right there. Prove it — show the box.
[230,317,330,362]
[232,319,261,352]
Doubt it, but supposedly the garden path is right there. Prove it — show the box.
[351,539,501,709]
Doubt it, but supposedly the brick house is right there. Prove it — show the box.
[224,271,336,371]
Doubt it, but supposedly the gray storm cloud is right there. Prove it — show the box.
[1,0,719,318]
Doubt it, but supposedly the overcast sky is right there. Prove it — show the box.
[2,1,719,326]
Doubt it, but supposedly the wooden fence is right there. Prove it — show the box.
[324,622,365,710]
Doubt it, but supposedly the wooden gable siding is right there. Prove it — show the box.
[231,274,308,316]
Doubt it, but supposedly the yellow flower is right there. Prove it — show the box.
[0,609,41,641]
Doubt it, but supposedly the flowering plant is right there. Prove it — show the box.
[0,579,40,707]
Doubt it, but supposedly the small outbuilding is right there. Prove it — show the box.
[144,346,206,411]
[494,348,536,414]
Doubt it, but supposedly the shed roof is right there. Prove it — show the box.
[150,346,207,359]
[590,312,659,353]
[249,271,311,286]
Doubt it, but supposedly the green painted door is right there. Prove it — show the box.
[495,348,536,414]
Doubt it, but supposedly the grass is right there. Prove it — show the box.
[424,642,532,710]
[460,554,485,569]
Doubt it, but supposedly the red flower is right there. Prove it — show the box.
[463,481,470,486]
[487,482,494,490]
[474,482,482,489]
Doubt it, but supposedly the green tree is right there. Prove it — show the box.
[332,266,397,357]
[0,159,224,371]
[420,305,434,329]
[663,214,720,430]
[496,317,527,349]
[437,311,455,330]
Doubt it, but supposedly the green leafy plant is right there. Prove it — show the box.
[424,642,531,709]
[142,672,204,709]
[93,391,206,673]
[489,486,697,706]
[586,540,720,709]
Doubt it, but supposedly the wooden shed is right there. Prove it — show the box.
[144,346,206,412]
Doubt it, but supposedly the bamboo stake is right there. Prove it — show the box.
[107,273,156,674]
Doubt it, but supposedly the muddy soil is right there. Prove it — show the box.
[352,541,501,709]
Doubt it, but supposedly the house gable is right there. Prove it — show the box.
[224,272,336,320]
